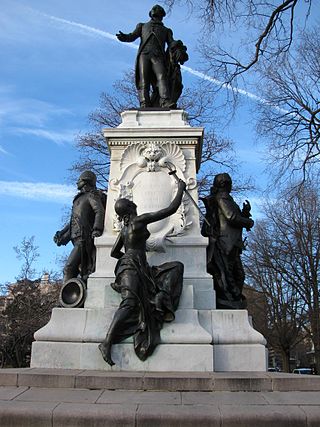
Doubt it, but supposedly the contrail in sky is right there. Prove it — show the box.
[37,11,277,107]
[0,181,74,203]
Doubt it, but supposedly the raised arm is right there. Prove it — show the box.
[116,23,142,43]
[137,180,186,225]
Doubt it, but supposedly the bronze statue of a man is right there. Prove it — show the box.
[54,171,105,283]
[116,4,188,108]
[201,173,254,309]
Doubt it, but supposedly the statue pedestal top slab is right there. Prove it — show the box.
[118,109,190,128]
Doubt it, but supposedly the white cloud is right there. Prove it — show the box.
[0,96,71,127]
[181,66,289,113]
[0,181,75,203]
[13,128,76,145]
[44,14,122,43]
[0,145,9,155]
[0,88,75,145]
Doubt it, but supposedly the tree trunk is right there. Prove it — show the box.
[281,349,291,373]
[314,345,320,375]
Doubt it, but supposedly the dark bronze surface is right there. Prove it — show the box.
[54,171,105,307]
[116,5,188,108]
[59,277,86,308]
[201,173,254,309]
[99,179,186,366]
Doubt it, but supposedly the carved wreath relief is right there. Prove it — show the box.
[110,141,194,252]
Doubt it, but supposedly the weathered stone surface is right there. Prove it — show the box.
[52,402,137,427]
[181,391,268,405]
[75,370,144,390]
[211,310,266,344]
[213,372,273,392]
[0,400,56,427]
[272,374,320,391]
[18,368,83,388]
[300,406,320,427]
[0,386,29,401]
[262,390,320,405]
[14,386,103,403]
[214,344,267,372]
[32,341,214,371]
[143,371,213,391]
[1,370,320,427]
[0,368,24,386]
[219,404,307,427]
[136,404,221,427]
[97,390,181,405]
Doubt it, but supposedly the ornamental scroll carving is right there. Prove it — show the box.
[110,141,193,252]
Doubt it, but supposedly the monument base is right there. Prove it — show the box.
[31,342,213,371]
[31,306,266,372]
[31,109,267,372]
[214,344,267,371]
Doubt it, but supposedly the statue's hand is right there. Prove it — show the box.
[92,230,102,239]
[246,218,254,231]
[116,31,127,42]
[53,231,62,246]
[243,199,251,212]
[174,50,185,64]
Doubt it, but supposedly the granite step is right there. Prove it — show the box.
[1,380,320,426]
[1,369,320,426]
[1,368,320,391]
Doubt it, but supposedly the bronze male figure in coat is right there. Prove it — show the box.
[54,171,105,283]
[201,173,254,309]
[116,4,188,108]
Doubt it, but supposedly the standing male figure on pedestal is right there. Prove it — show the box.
[201,173,254,309]
[54,171,105,283]
[116,5,178,108]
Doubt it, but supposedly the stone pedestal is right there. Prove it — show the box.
[31,110,267,372]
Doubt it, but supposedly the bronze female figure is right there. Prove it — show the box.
[99,179,186,366]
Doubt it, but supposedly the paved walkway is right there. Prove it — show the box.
[1,369,320,426]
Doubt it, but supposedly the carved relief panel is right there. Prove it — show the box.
[110,141,195,252]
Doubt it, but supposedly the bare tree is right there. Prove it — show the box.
[256,29,320,182]
[0,237,60,367]
[244,183,320,373]
[245,222,307,371]
[13,236,39,280]
[164,0,312,83]
[1,276,60,367]
[164,1,317,183]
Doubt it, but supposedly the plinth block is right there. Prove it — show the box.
[33,307,211,345]
[31,342,214,371]
[213,344,267,372]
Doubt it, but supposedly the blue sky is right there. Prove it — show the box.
[0,0,273,284]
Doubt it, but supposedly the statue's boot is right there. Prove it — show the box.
[138,87,151,108]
